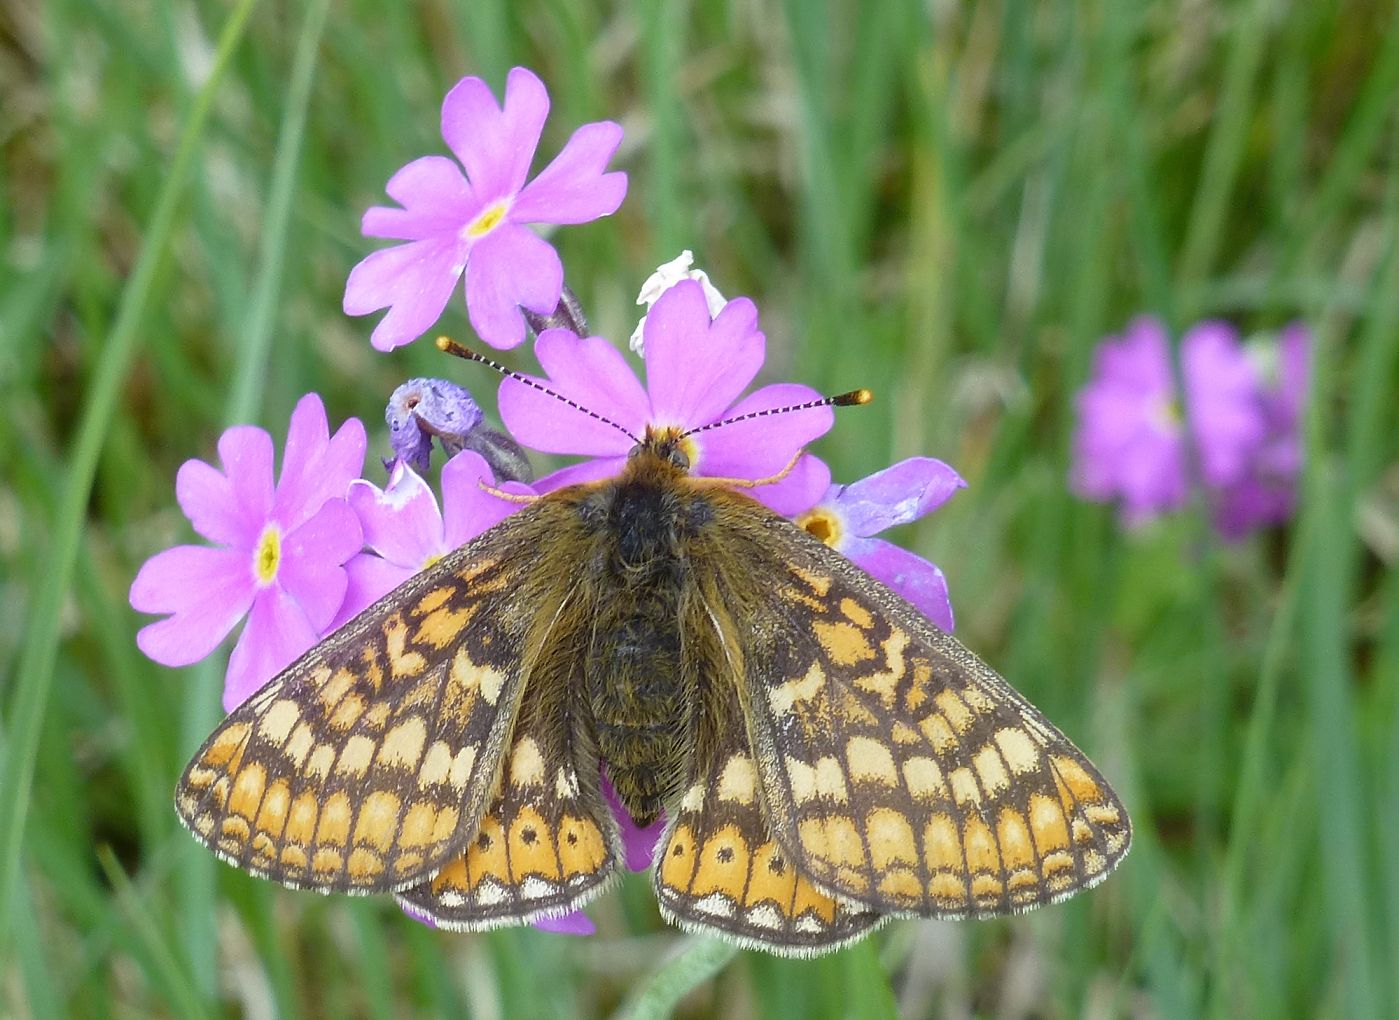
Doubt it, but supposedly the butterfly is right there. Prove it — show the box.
[175,372,1130,957]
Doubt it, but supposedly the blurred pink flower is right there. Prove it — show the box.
[1071,316,1268,530]
[344,67,627,351]
[1211,323,1311,540]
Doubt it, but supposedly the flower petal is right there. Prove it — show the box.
[330,553,414,631]
[131,545,254,666]
[511,121,627,225]
[344,236,467,352]
[1114,430,1190,520]
[629,252,728,354]
[361,156,477,240]
[275,394,368,532]
[1100,316,1175,392]
[532,911,595,936]
[693,382,834,480]
[399,901,438,928]
[1069,318,1191,520]
[747,453,831,516]
[834,458,966,537]
[1183,321,1267,487]
[500,330,647,456]
[644,284,764,429]
[463,225,563,349]
[441,68,548,203]
[847,537,955,632]
[440,450,532,549]
[278,498,363,634]
[601,775,665,872]
[1211,475,1296,542]
[532,456,629,493]
[223,586,320,711]
[176,425,274,548]
[348,468,444,569]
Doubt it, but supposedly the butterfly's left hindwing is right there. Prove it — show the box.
[396,652,624,929]
[174,498,573,894]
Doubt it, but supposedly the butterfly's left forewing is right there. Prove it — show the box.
[175,498,574,893]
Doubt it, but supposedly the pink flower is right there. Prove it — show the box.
[499,280,834,515]
[1071,318,1191,523]
[1071,316,1267,528]
[344,67,627,351]
[795,458,964,630]
[130,394,367,710]
[1182,321,1270,487]
[332,452,533,629]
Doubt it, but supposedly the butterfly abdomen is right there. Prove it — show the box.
[575,469,712,824]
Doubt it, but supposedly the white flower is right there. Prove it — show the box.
[628,250,727,354]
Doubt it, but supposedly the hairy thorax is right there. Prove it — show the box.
[575,461,714,825]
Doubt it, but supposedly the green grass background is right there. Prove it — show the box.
[3,1,1398,1016]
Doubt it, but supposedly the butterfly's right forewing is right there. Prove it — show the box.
[175,497,574,894]
[711,507,1131,919]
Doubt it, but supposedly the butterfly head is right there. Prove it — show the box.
[627,426,694,475]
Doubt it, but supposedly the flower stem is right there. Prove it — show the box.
[613,937,739,1020]
[524,285,589,338]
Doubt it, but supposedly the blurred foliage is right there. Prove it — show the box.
[2,0,1397,1017]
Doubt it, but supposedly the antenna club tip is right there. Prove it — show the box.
[834,388,874,406]
[434,336,455,352]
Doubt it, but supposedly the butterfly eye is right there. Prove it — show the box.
[667,447,690,470]
[627,445,643,460]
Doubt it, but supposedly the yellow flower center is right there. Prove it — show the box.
[795,508,842,548]
[421,552,443,571]
[253,525,281,584]
[1151,396,1182,433]
[467,201,509,238]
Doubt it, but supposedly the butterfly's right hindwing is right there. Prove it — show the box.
[652,670,885,955]
[174,498,572,894]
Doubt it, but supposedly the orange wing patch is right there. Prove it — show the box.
[397,700,621,929]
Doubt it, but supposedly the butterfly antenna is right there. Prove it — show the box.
[436,337,639,444]
[683,388,873,438]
